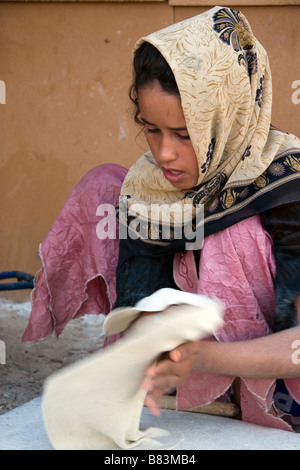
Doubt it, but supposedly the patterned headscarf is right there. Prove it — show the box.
[119,6,300,249]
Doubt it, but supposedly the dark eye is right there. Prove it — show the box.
[177,134,190,141]
[146,128,159,134]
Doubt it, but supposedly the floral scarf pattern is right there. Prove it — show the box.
[120,6,300,246]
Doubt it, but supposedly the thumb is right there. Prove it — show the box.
[169,340,201,363]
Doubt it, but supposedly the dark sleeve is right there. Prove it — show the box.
[261,202,300,331]
[113,239,178,308]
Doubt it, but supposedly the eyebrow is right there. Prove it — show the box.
[141,117,188,132]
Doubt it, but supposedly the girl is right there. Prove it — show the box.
[24,6,300,431]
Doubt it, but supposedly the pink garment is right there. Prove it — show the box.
[23,164,300,431]
[175,217,300,431]
[22,164,127,342]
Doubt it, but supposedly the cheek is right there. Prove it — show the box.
[145,133,158,152]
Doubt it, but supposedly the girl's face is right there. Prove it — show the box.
[138,82,199,190]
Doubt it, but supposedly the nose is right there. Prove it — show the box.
[156,135,177,165]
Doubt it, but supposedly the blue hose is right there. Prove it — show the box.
[0,271,34,291]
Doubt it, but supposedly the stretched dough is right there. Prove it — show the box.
[42,290,223,450]
[102,288,222,335]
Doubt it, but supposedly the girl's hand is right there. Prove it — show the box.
[141,340,202,416]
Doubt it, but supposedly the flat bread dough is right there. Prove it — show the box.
[103,288,222,335]
[42,290,223,450]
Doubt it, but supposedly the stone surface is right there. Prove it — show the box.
[0,397,299,450]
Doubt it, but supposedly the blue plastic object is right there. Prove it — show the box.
[0,271,34,291]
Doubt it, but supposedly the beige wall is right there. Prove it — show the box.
[1,1,299,299]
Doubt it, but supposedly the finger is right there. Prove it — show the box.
[144,364,157,379]
[144,395,161,417]
[169,349,182,363]
[146,370,180,394]
[141,376,153,393]
[142,371,176,395]
[144,381,174,417]
[169,340,201,363]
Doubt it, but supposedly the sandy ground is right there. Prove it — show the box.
[0,293,105,415]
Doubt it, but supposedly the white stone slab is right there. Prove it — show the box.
[0,397,299,450]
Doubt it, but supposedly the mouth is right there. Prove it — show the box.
[162,168,186,183]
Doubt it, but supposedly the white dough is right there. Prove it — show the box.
[42,289,223,450]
